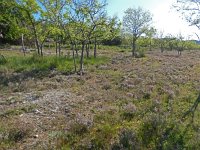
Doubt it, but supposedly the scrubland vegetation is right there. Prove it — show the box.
[0,0,200,149]
[0,49,200,149]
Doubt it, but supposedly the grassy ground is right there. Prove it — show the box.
[0,49,200,149]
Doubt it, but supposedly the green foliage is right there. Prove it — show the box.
[70,122,89,136]
[123,7,152,36]
[139,115,186,150]
[84,56,109,66]
[0,54,109,74]
[112,129,140,150]
[89,124,117,149]
[0,119,31,149]
[0,55,7,64]
[135,49,146,58]
[0,0,25,42]
[0,54,70,73]
[0,105,36,117]
[122,7,153,56]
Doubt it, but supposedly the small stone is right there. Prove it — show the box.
[33,135,38,138]
[65,106,71,114]
[127,93,134,98]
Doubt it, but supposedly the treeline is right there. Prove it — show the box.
[0,0,121,73]
[1,1,200,69]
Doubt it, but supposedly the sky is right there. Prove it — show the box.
[106,0,199,40]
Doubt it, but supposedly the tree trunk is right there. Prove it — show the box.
[58,42,61,56]
[149,39,152,51]
[56,42,58,56]
[80,42,85,74]
[178,49,182,56]
[26,11,40,55]
[35,38,40,55]
[161,44,164,53]
[21,34,26,56]
[29,17,40,55]
[40,45,43,56]
[72,44,77,72]
[86,43,90,58]
[31,21,40,55]
[132,36,136,57]
[75,43,78,57]
[94,37,97,58]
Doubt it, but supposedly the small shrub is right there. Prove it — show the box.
[8,129,27,142]
[112,129,140,150]
[143,92,151,100]
[70,122,88,135]
[139,115,186,149]
[135,51,145,58]
[102,84,112,90]
[89,138,106,149]
[0,55,7,65]
[89,124,116,149]
[121,103,137,121]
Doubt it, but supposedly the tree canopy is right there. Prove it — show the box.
[123,7,153,57]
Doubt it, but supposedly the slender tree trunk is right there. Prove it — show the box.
[40,45,43,56]
[31,22,40,55]
[56,42,58,56]
[58,42,61,56]
[72,44,77,72]
[132,36,136,57]
[86,43,90,58]
[131,34,137,57]
[35,38,40,55]
[149,39,152,51]
[75,43,78,57]
[29,41,31,49]
[29,18,40,54]
[160,43,164,53]
[26,11,40,55]
[21,34,26,56]
[178,49,182,56]
[161,44,164,53]
[94,37,97,58]
[80,42,85,74]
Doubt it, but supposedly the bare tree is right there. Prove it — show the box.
[174,0,200,31]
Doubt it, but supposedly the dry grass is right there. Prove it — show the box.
[0,49,200,149]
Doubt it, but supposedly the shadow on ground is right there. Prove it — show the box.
[0,69,51,86]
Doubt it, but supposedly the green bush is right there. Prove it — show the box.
[112,129,140,150]
[0,55,7,65]
[135,51,145,58]
[139,115,186,149]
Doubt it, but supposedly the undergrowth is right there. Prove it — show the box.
[0,54,109,74]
